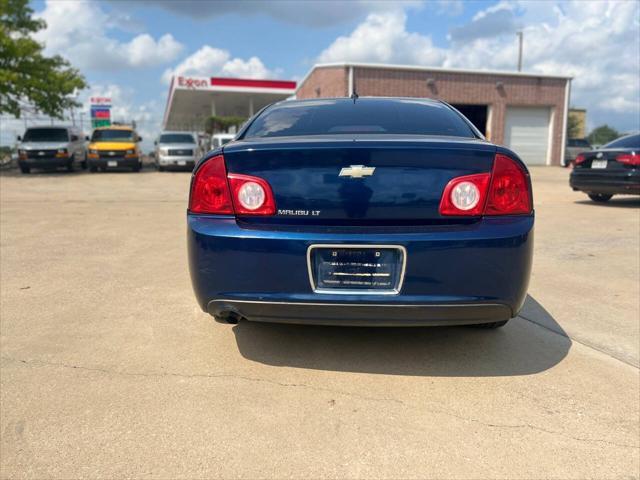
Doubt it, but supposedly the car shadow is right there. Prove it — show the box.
[574,197,640,208]
[231,295,571,377]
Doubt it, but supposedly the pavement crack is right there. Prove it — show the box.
[421,406,640,450]
[0,356,404,406]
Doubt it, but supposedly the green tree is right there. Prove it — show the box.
[0,0,87,118]
[587,125,620,146]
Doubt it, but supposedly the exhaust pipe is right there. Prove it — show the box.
[213,311,242,324]
[208,301,244,324]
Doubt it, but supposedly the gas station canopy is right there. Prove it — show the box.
[162,76,297,132]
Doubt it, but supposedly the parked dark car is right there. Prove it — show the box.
[188,97,534,328]
[570,133,640,202]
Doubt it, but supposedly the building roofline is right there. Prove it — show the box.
[296,62,573,93]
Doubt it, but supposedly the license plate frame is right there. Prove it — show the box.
[107,160,118,167]
[178,160,187,166]
[591,159,607,169]
[307,244,407,295]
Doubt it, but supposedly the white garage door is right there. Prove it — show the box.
[504,107,551,165]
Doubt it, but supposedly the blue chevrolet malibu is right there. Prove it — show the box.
[188,97,533,328]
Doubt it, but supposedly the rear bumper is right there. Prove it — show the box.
[158,156,195,169]
[208,299,512,326]
[188,215,534,326]
[20,157,71,168]
[570,168,640,195]
[88,157,139,168]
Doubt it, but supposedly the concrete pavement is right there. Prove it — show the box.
[1,167,638,479]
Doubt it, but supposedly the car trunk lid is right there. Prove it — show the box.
[222,136,496,223]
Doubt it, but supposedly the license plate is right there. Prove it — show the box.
[178,160,186,166]
[308,245,406,293]
[591,159,607,169]
[107,160,117,167]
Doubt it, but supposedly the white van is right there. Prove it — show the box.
[17,126,86,173]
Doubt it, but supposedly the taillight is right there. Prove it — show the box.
[189,155,276,215]
[616,153,640,165]
[228,174,276,215]
[189,155,233,214]
[439,154,532,217]
[439,173,491,216]
[485,154,532,215]
[574,154,586,165]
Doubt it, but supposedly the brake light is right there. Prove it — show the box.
[189,155,276,215]
[616,153,640,165]
[485,154,532,215]
[439,154,532,217]
[228,174,276,215]
[574,154,586,165]
[439,173,491,216]
[189,155,233,214]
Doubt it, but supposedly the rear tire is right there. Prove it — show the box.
[588,193,612,202]
[67,161,74,172]
[158,165,165,172]
[81,159,87,170]
[132,162,141,172]
[20,165,30,174]
[89,165,98,173]
[472,320,509,329]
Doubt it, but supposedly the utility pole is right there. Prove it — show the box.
[517,31,523,72]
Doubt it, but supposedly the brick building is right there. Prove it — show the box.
[297,63,572,166]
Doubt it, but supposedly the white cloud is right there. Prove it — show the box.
[316,0,640,130]
[318,11,445,65]
[34,0,183,70]
[448,2,518,43]
[162,46,278,83]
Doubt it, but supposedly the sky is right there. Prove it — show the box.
[2,0,639,149]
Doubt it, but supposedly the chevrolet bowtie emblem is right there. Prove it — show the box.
[339,165,375,178]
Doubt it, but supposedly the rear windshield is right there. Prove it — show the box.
[91,129,135,142]
[23,128,68,142]
[568,139,590,148]
[159,133,195,143]
[604,134,640,149]
[242,99,476,139]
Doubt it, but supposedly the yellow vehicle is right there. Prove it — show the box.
[87,125,143,172]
